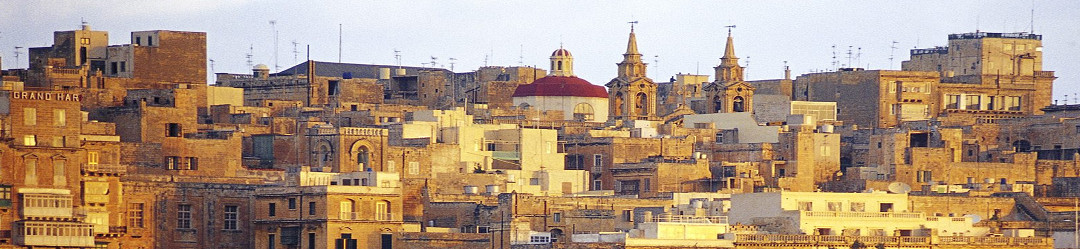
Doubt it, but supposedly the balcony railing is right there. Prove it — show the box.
[340,212,361,221]
[376,212,392,221]
[81,163,127,174]
[14,221,94,247]
[801,211,923,219]
[734,234,1050,246]
[339,212,394,221]
[651,215,727,224]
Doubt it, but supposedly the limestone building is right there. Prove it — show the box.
[512,48,609,123]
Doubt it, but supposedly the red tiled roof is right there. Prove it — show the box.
[512,76,607,98]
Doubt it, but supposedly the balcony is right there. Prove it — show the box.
[20,194,74,218]
[81,163,127,175]
[801,211,923,219]
[734,234,1048,246]
[376,212,393,221]
[340,212,362,220]
[651,215,727,224]
[13,221,94,247]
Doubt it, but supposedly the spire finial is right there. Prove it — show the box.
[629,20,639,32]
[725,25,736,37]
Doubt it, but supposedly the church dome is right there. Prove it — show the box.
[512,76,607,98]
[551,48,572,57]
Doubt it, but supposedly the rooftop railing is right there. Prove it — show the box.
[650,215,727,224]
[801,211,924,219]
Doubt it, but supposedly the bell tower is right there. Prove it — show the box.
[606,22,658,122]
[703,27,755,114]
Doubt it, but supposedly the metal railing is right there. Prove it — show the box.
[735,234,1051,246]
[650,215,727,224]
[81,164,127,174]
[802,211,923,219]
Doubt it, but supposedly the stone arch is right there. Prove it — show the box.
[635,92,648,116]
[613,92,625,116]
[573,103,594,121]
[315,140,334,169]
[732,96,745,112]
[713,95,724,113]
[350,141,376,171]
[1013,140,1031,152]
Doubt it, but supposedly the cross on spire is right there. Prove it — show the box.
[725,25,736,36]
[629,21,639,32]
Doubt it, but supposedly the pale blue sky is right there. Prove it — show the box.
[3,1,1078,101]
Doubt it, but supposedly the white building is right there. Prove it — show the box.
[512,48,609,123]
[728,192,986,237]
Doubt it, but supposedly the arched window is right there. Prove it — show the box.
[356,146,370,169]
[376,200,391,221]
[573,103,594,121]
[557,61,563,71]
[316,144,333,168]
[635,93,648,116]
[613,93,624,116]
[340,199,356,220]
[713,96,724,113]
[733,96,745,112]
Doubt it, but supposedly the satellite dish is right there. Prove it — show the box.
[887,182,912,194]
[964,214,982,223]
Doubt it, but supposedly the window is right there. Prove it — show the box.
[52,160,66,187]
[165,156,180,170]
[572,103,594,121]
[828,202,842,211]
[23,135,36,146]
[715,132,724,143]
[309,202,316,215]
[593,180,602,191]
[917,170,933,183]
[553,212,562,223]
[147,36,153,46]
[24,108,36,125]
[529,178,540,185]
[0,185,10,207]
[135,37,141,45]
[375,201,390,221]
[127,203,145,228]
[643,178,651,191]
[308,232,316,249]
[110,62,118,75]
[24,157,37,185]
[268,234,276,249]
[269,203,276,217]
[408,162,419,175]
[120,61,126,72]
[88,151,99,165]
[964,95,981,110]
[798,201,813,211]
[185,157,198,170]
[80,38,90,45]
[849,202,865,212]
[177,204,192,229]
[224,205,238,230]
[1005,96,1022,111]
[593,154,603,172]
[623,210,633,222]
[288,198,297,210]
[530,235,551,244]
[54,109,66,127]
[387,161,396,173]
[167,123,182,137]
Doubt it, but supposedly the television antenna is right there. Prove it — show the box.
[292,40,300,64]
[269,20,279,72]
[430,56,438,68]
[14,46,23,68]
[448,57,457,72]
[393,49,402,67]
[245,44,254,68]
[889,41,899,69]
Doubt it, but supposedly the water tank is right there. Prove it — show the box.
[464,186,478,195]
[692,152,701,159]
[820,124,835,133]
[394,68,407,76]
[379,68,391,80]
[485,185,500,194]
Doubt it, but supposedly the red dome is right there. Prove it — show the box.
[512,76,607,98]
[551,48,572,57]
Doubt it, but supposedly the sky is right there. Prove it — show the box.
[2,1,1078,102]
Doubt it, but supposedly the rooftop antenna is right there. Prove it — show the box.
[448,57,457,71]
[13,46,23,68]
[292,40,300,64]
[831,45,837,70]
[245,44,254,68]
[629,20,639,32]
[269,20,279,72]
[653,55,659,78]
[889,41,899,69]
[744,56,750,76]
[430,56,438,68]
[209,59,215,75]
[483,54,489,67]
[518,44,524,66]
[856,47,862,68]
[338,24,342,63]
[1029,0,1035,33]
[724,25,736,35]
[845,46,853,68]
[393,49,402,68]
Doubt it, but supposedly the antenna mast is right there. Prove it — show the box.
[292,40,300,64]
[338,24,343,63]
[448,57,457,72]
[393,49,402,68]
[13,46,23,68]
[889,41,899,69]
[269,20,279,72]
[245,44,254,68]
